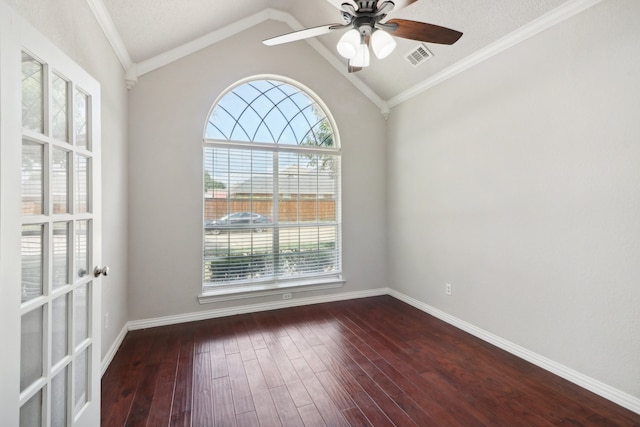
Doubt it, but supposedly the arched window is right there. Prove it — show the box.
[203,77,341,292]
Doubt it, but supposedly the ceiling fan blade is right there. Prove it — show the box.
[263,24,344,46]
[386,19,462,45]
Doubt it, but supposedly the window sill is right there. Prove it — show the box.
[198,276,345,304]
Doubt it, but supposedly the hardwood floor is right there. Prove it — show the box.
[101,296,640,426]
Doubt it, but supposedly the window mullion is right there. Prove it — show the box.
[316,160,320,260]
[250,150,254,262]
[272,152,279,280]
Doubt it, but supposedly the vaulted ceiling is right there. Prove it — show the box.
[93,0,578,106]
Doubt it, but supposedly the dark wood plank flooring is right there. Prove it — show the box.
[101,296,640,426]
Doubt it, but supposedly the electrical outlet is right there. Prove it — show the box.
[282,293,292,300]
[105,312,110,329]
[445,283,452,296]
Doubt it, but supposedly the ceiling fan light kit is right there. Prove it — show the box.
[371,28,396,59]
[263,0,463,72]
[337,28,361,58]
[351,42,371,67]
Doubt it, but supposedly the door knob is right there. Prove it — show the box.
[94,266,110,277]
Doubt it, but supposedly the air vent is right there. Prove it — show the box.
[404,43,434,67]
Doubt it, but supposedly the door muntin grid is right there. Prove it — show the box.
[19,51,97,426]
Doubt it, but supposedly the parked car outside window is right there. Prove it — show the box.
[205,212,272,234]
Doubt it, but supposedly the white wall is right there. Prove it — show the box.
[388,0,640,399]
[4,0,130,362]
[127,20,388,320]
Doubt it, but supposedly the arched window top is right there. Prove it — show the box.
[205,78,337,148]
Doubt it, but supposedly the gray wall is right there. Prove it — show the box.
[387,0,640,398]
[4,0,130,362]
[127,20,388,320]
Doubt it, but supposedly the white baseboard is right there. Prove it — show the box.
[387,289,640,415]
[100,323,129,376]
[128,288,390,331]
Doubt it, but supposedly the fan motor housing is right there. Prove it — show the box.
[353,16,376,35]
[356,0,378,13]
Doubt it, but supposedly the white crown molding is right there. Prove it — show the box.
[87,0,604,105]
[133,8,387,110]
[387,289,640,416]
[124,63,138,89]
[135,8,277,77]
[387,0,606,107]
[85,0,132,70]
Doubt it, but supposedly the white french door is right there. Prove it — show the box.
[0,4,102,426]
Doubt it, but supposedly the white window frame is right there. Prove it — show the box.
[199,76,344,303]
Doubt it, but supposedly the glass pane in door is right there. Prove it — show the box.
[74,89,88,149]
[51,367,68,426]
[21,224,44,303]
[75,220,89,280]
[52,149,69,214]
[20,389,42,427]
[20,306,44,391]
[22,142,43,216]
[74,283,89,345]
[52,294,69,365]
[21,53,44,133]
[51,73,69,142]
[53,222,70,288]
[74,348,89,412]
[75,155,89,213]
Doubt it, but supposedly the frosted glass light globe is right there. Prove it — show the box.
[337,29,360,59]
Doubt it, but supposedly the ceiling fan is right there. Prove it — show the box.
[263,0,463,72]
